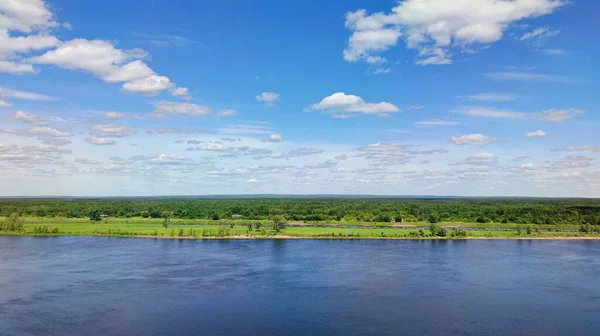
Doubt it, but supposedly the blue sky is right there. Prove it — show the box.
[0,0,598,196]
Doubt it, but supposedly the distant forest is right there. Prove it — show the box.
[1,198,599,225]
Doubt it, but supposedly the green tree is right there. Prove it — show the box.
[162,211,173,228]
[271,215,288,233]
[516,225,522,235]
[89,209,102,222]
[526,225,532,235]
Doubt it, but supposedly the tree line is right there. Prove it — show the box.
[0,197,599,225]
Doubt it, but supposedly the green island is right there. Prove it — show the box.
[1,197,599,239]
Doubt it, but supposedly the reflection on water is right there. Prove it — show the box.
[1,236,599,336]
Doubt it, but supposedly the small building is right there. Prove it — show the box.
[231,214,243,219]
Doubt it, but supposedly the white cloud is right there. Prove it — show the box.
[256,92,280,105]
[0,0,57,32]
[85,137,116,146]
[453,152,498,166]
[540,108,584,122]
[519,163,538,170]
[147,101,212,118]
[525,130,548,137]
[342,0,566,66]
[455,106,528,119]
[414,120,459,126]
[549,156,595,170]
[29,39,151,80]
[466,93,516,102]
[450,133,496,145]
[169,87,190,100]
[13,110,49,125]
[262,133,284,143]
[0,144,70,164]
[27,38,180,96]
[216,109,238,117]
[104,111,126,119]
[485,72,573,83]
[407,105,425,110]
[520,27,560,42]
[0,126,71,139]
[308,92,400,117]
[0,60,36,74]
[552,145,600,153]
[122,75,173,95]
[91,124,132,137]
[42,138,70,146]
[357,143,404,152]
[0,87,57,101]
[0,98,10,108]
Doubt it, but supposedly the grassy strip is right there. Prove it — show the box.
[1,223,598,239]
[1,217,582,229]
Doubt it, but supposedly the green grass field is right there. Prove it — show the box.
[1,219,597,239]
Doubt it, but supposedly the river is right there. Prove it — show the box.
[1,236,599,335]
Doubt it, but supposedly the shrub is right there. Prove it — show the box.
[0,214,25,232]
[451,228,468,238]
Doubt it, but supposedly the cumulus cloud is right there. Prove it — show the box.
[85,137,116,145]
[450,133,496,145]
[91,124,132,137]
[262,133,284,143]
[122,75,173,95]
[0,1,61,74]
[12,111,49,125]
[342,0,566,66]
[540,108,584,122]
[256,92,280,105]
[308,92,400,118]
[169,86,190,100]
[407,105,425,110]
[147,101,212,118]
[525,130,548,137]
[26,38,181,96]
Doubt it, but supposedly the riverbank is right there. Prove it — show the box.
[2,222,599,240]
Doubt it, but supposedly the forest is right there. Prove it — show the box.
[0,197,599,225]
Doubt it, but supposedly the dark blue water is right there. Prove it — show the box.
[1,237,599,336]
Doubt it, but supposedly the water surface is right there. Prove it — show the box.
[1,236,599,335]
